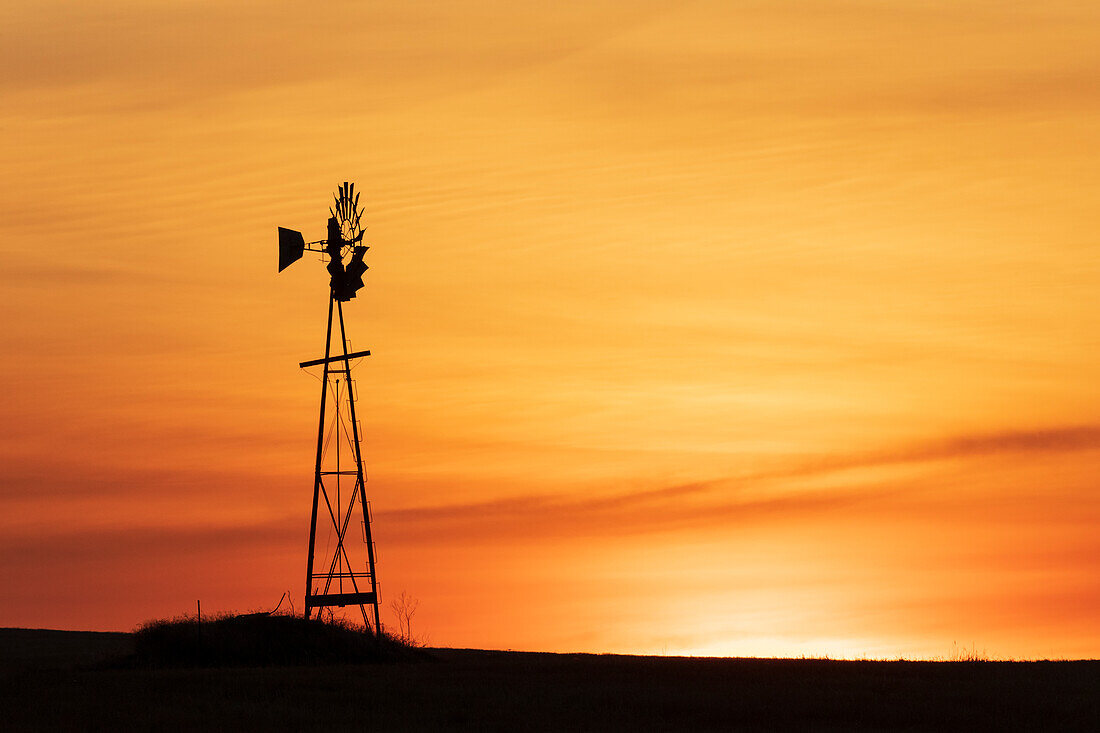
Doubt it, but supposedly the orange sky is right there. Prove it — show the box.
[1,0,1098,659]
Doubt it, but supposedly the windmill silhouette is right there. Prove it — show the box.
[278,182,380,632]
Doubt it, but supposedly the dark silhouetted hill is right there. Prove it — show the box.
[2,627,1098,731]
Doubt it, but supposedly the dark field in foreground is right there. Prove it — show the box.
[1,629,1098,731]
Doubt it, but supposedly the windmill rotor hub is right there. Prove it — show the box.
[278,182,370,302]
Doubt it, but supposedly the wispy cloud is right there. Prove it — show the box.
[377,424,1100,542]
[774,424,1100,481]
[0,518,299,565]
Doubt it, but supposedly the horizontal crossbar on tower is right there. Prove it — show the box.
[298,349,371,368]
[307,591,377,608]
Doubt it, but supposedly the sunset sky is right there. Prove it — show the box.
[2,0,1098,659]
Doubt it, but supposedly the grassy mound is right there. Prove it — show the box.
[128,613,423,668]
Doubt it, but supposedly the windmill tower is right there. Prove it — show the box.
[278,183,381,633]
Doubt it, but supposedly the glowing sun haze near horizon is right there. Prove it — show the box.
[1,0,1098,659]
